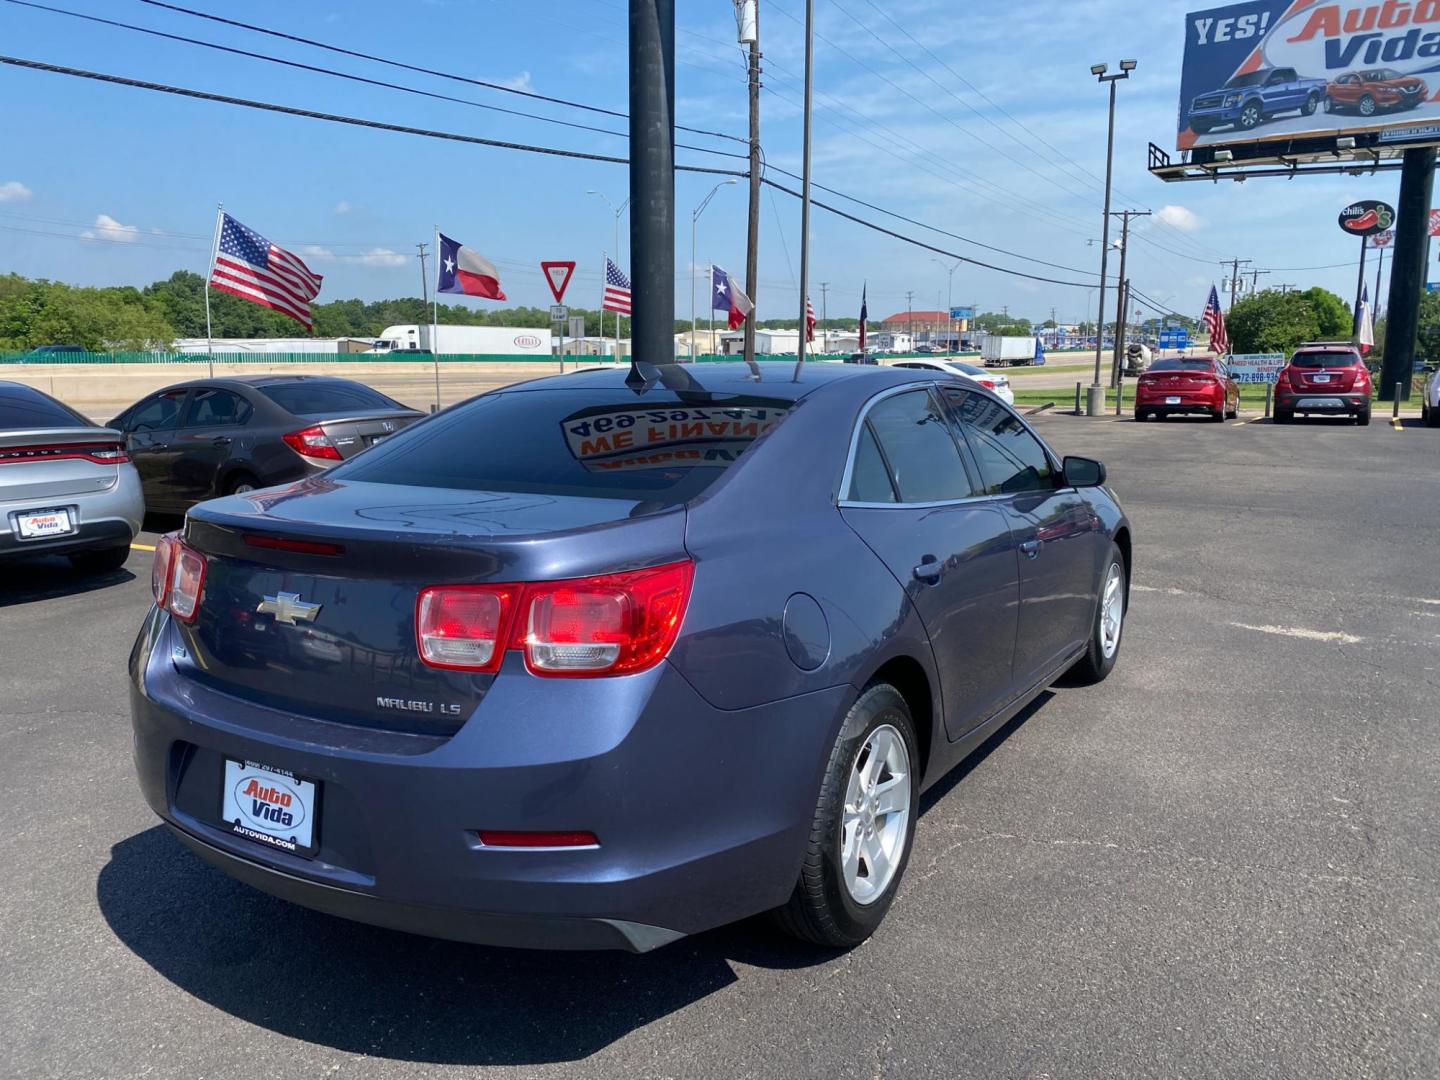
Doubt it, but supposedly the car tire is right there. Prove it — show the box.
[1274,408,1293,424]
[68,544,131,574]
[1226,402,1239,419]
[224,472,260,496]
[1068,545,1127,686]
[1324,95,1336,113]
[1360,94,1376,117]
[1134,409,1148,422]
[1427,404,1440,428]
[1303,92,1319,116]
[773,683,920,949]
[1357,406,1372,426]
[1212,406,1226,422]
[1238,101,1263,129]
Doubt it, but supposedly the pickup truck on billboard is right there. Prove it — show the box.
[1179,1,1440,151]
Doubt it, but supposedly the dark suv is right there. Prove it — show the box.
[1274,344,1373,425]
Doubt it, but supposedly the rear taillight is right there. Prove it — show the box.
[0,441,129,465]
[979,379,996,390]
[415,561,695,678]
[282,425,342,461]
[416,585,521,672]
[167,543,208,622]
[151,532,179,608]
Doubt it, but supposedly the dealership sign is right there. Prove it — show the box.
[1339,199,1396,235]
[1229,352,1287,384]
[1179,1,1440,151]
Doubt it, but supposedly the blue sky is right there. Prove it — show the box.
[0,0,1415,325]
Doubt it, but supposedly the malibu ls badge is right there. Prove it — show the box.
[256,591,322,626]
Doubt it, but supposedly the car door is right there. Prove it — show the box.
[121,388,190,508]
[170,388,254,504]
[839,386,1021,740]
[944,388,1102,692]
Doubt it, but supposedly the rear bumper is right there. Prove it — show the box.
[1275,390,1369,413]
[129,611,850,951]
[0,468,143,560]
[1135,387,1223,415]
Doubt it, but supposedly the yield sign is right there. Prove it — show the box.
[541,261,577,304]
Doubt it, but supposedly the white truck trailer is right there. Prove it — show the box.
[377,324,552,356]
[981,335,1039,367]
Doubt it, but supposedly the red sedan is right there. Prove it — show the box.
[1134,357,1239,422]
[1325,69,1428,117]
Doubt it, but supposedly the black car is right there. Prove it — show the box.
[109,375,424,511]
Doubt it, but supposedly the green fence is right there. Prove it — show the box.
[2,351,950,365]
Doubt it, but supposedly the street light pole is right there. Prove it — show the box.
[692,179,737,359]
[792,0,816,381]
[932,258,961,354]
[1088,59,1135,416]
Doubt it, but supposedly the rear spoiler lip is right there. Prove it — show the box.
[0,426,121,447]
[302,411,427,427]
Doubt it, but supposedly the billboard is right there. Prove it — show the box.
[1179,1,1440,152]
[1229,353,1286,383]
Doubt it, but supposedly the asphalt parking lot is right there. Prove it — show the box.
[3,413,1437,1079]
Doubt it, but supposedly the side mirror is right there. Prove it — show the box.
[1063,455,1107,488]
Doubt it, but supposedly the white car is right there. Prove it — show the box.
[892,358,1015,405]
[1423,366,1440,428]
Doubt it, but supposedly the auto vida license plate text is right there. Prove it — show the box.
[221,758,319,855]
[14,508,74,540]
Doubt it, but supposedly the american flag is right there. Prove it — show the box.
[859,284,868,352]
[603,257,632,316]
[1202,284,1228,356]
[209,213,323,330]
[806,295,816,343]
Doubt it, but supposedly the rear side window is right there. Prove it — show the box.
[259,381,404,416]
[862,389,974,504]
[1148,359,1215,373]
[184,389,253,427]
[335,388,792,506]
[0,386,93,430]
[946,390,1055,496]
[847,423,898,503]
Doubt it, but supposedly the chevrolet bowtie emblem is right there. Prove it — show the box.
[256,591,322,626]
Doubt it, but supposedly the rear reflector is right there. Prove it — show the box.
[282,425,342,461]
[243,533,345,556]
[416,585,521,672]
[476,830,599,849]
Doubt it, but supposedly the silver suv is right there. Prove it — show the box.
[1,381,143,573]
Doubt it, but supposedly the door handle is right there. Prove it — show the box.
[1020,539,1041,559]
[149,442,168,451]
[912,559,943,583]
[212,437,232,447]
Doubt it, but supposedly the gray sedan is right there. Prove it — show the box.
[0,380,143,573]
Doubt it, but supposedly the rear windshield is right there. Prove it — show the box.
[0,386,93,430]
[1148,358,1214,373]
[1290,350,1358,368]
[258,381,405,417]
[334,388,792,505]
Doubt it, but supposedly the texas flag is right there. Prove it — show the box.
[712,264,753,330]
[437,232,506,300]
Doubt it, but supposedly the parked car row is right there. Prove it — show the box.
[1,375,423,574]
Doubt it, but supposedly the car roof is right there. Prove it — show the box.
[0,379,60,400]
[512,360,936,404]
[149,373,373,391]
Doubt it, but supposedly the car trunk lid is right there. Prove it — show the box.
[174,479,688,734]
[299,410,426,461]
[0,427,125,502]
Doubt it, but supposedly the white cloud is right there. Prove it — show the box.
[0,181,32,202]
[81,214,139,242]
[300,244,335,260]
[357,247,407,268]
[334,200,352,214]
[1155,205,1206,232]
[498,71,532,92]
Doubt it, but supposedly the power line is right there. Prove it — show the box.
[133,0,747,145]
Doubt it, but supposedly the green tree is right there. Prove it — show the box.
[1226,287,1352,354]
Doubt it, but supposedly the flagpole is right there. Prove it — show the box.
[432,225,441,413]
[599,251,608,360]
[204,203,223,378]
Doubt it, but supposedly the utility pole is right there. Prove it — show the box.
[906,290,915,345]
[736,0,761,368]
[1279,283,1297,295]
[416,242,430,306]
[1248,268,1270,294]
[792,0,815,380]
[1110,209,1149,384]
[1223,258,1252,311]
[629,0,675,372]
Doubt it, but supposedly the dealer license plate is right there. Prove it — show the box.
[14,508,74,540]
[1165,396,1182,405]
[221,758,319,855]
[1298,397,1343,409]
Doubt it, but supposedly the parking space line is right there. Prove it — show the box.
[132,543,156,552]
[1230,420,1247,426]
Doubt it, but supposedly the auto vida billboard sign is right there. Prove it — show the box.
[1179,0,1440,151]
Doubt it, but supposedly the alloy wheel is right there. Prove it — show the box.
[840,725,912,906]
[1100,563,1124,660]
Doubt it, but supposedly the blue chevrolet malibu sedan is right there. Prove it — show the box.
[130,362,1132,951]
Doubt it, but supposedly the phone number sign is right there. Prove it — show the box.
[1229,353,1285,384]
